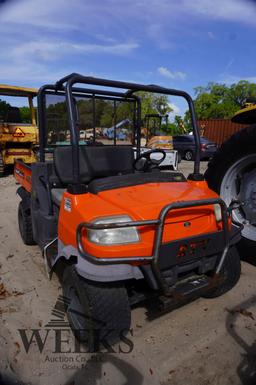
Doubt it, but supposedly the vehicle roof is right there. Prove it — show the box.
[0,84,38,97]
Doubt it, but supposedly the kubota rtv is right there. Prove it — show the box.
[15,73,242,347]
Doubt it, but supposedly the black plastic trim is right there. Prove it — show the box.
[88,172,186,194]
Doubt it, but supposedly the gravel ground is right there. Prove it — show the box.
[0,162,256,385]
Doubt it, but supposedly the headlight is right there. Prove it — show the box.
[214,204,222,222]
[88,215,140,245]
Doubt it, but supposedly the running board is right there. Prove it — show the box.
[158,275,210,311]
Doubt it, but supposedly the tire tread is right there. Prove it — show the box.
[18,201,35,245]
[205,124,256,256]
[63,266,131,346]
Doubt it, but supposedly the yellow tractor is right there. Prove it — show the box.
[142,113,178,168]
[143,113,173,149]
[0,85,38,176]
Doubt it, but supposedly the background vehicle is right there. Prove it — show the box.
[142,113,178,168]
[173,134,217,161]
[0,85,38,176]
[15,73,241,347]
[144,113,171,148]
[102,119,130,140]
[205,100,256,257]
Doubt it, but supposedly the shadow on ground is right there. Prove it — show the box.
[0,373,26,385]
[64,354,144,385]
[226,295,256,385]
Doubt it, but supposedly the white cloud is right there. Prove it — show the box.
[0,0,255,87]
[158,66,186,80]
[182,0,256,26]
[12,40,139,61]
[0,0,77,30]
[2,0,255,26]
[0,61,68,84]
[0,1,140,85]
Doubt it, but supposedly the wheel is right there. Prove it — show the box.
[62,265,131,350]
[0,153,4,177]
[18,201,35,245]
[205,124,256,258]
[184,150,193,161]
[203,246,241,298]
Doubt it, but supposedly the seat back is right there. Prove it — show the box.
[54,145,134,185]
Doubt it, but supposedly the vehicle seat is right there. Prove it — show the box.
[53,145,134,186]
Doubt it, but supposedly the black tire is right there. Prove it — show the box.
[205,124,256,257]
[62,265,131,350]
[203,247,241,298]
[184,150,193,161]
[18,201,35,245]
[0,153,4,177]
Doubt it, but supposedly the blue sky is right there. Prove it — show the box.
[0,0,256,116]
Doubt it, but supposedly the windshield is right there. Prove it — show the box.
[0,95,35,125]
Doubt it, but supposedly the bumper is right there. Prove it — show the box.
[77,198,242,294]
[3,149,37,165]
[158,225,240,270]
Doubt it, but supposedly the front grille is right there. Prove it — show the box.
[158,231,225,270]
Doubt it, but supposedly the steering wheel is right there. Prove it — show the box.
[133,149,166,172]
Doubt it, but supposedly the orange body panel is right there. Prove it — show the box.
[13,161,32,193]
[58,180,221,260]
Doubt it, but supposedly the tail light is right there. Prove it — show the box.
[201,143,207,151]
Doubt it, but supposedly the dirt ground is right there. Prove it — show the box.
[1,161,256,385]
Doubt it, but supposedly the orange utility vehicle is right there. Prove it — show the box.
[15,74,242,347]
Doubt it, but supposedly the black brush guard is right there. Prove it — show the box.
[77,198,233,295]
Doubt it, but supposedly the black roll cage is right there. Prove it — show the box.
[38,73,202,186]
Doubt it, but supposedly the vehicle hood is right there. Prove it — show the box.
[95,180,218,221]
[71,180,221,256]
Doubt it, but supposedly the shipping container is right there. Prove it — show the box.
[198,119,248,146]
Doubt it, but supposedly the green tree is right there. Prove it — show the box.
[19,106,37,123]
[43,92,173,135]
[100,100,115,127]
[185,80,256,123]
[0,99,10,121]
[136,91,172,118]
